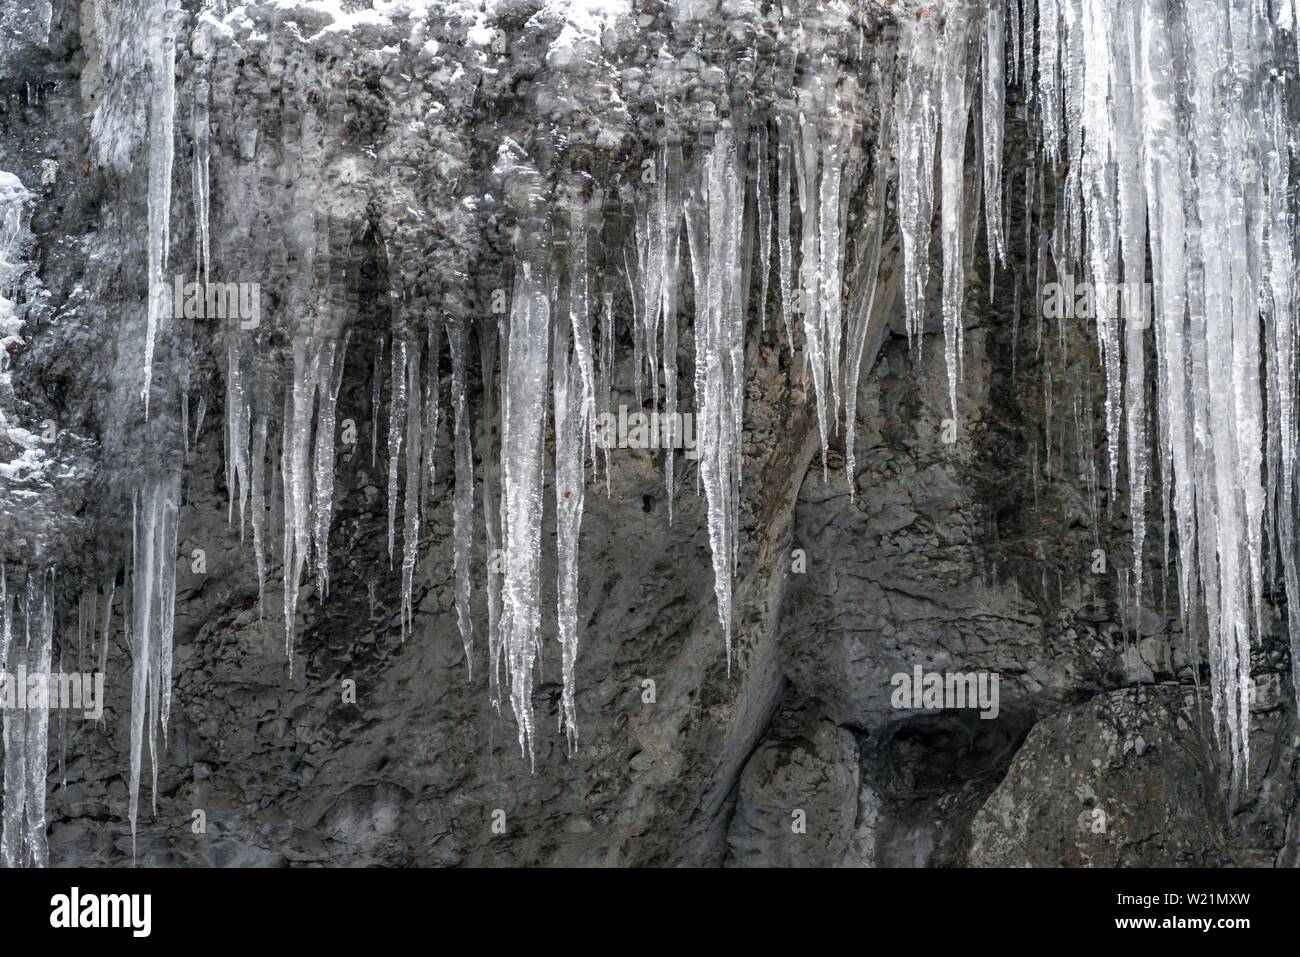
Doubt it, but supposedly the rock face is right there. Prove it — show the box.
[0,0,1297,868]
[971,681,1300,868]
[970,685,1231,867]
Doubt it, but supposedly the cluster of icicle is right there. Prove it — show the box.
[895,0,1300,800]
[81,0,185,856]
[206,58,885,766]
[126,1,971,774]
[134,0,183,858]
[71,0,1300,846]
[484,68,889,759]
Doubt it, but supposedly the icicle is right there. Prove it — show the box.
[27,572,51,868]
[895,12,941,349]
[755,122,772,334]
[158,493,178,741]
[1263,85,1300,704]
[142,0,178,411]
[282,338,321,674]
[126,472,179,859]
[1022,0,1037,95]
[626,210,647,413]
[938,5,975,423]
[775,111,798,352]
[400,336,422,640]
[0,566,8,674]
[982,0,1007,269]
[250,413,269,616]
[193,393,206,445]
[644,156,681,520]
[313,334,349,598]
[638,164,664,417]
[477,323,505,704]
[0,569,24,868]
[192,20,211,288]
[553,293,584,750]
[567,205,599,474]
[371,334,385,470]
[422,320,442,507]
[447,321,475,676]
[596,289,614,490]
[127,494,149,860]
[225,334,251,533]
[1039,0,1063,158]
[790,98,821,473]
[685,124,746,663]
[1078,0,1123,502]
[813,58,851,431]
[1109,0,1148,609]
[99,573,115,686]
[386,339,408,568]
[500,252,550,763]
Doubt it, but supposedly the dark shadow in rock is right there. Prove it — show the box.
[862,708,1035,867]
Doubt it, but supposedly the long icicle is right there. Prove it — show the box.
[448,320,475,675]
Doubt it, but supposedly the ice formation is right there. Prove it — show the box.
[685,124,748,663]
[10,0,1300,862]
[143,0,179,412]
[128,476,180,855]
[1,570,53,868]
[499,252,551,764]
